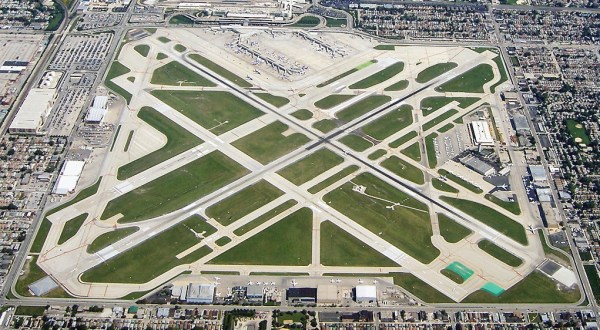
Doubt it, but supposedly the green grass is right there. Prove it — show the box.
[438,214,471,243]
[15,256,70,298]
[127,76,135,83]
[233,121,310,164]
[416,62,458,83]
[290,109,312,120]
[566,119,591,145]
[361,104,413,141]
[438,169,483,194]
[436,64,494,93]
[438,123,454,133]
[110,125,121,152]
[374,45,395,50]
[123,130,134,152]
[82,215,214,283]
[189,53,252,88]
[490,54,509,93]
[339,134,373,152]
[325,17,346,27]
[158,36,171,43]
[57,213,88,245]
[368,149,387,160]
[441,269,464,284]
[510,56,520,67]
[420,97,479,117]
[384,80,409,92]
[233,200,298,236]
[31,178,102,253]
[425,133,438,168]
[389,131,417,148]
[356,60,377,70]
[321,221,398,266]
[157,53,168,60]
[440,197,528,245]
[381,156,425,185]
[308,165,359,194]
[210,208,312,265]
[174,44,187,52]
[87,227,139,254]
[254,93,290,107]
[103,151,248,223]
[290,15,320,27]
[462,271,580,303]
[206,180,284,226]
[313,119,338,133]
[349,62,404,89]
[170,15,194,25]
[117,106,204,180]
[478,240,523,267]
[105,61,132,104]
[485,194,521,215]
[15,306,46,317]
[151,61,216,87]
[151,90,263,135]
[585,265,600,303]
[314,94,354,109]
[392,273,453,303]
[401,142,421,162]
[45,0,64,31]
[134,44,150,57]
[278,148,344,186]
[422,109,459,131]
[432,179,459,193]
[323,173,437,263]
[215,237,232,246]
[317,69,357,87]
[145,28,157,34]
[337,95,391,123]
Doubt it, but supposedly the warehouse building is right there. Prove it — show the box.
[287,287,317,303]
[469,120,494,146]
[9,88,57,134]
[459,154,496,176]
[186,283,215,304]
[246,286,264,303]
[354,285,377,303]
[53,161,85,195]
[85,95,109,123]
[317,284,339,305]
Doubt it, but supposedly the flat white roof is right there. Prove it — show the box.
[85,107,107,123]
[355,285,376,299]
[552,268,577,288]
[92,95,108,109]
[62,161,85,176]
[54,175,79,195]
[9,88,56,132]
[471,120,494,145]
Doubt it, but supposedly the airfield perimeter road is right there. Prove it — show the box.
[2,0,596,313]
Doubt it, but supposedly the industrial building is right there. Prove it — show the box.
[469,120,494,146]
[287,287,317,303]
[317,284,339,305]
[85,95,109,123]
[459,154,496,176]
[8,88,57,134]
[354,285,377,303]
[0,60,28,73]
[529,165,548,183]
[186,283,215,304]
[53,160,85,195]
[246,285,264,303]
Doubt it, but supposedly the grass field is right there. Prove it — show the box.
[189,53,252,87]
[123,130,134,152]
[485,194,521,215]
[441,269,464,284]
[232,121,310,164]
[308,165,359,194]
[321,221,397,266]
[490,54,508,93]
[290,109,312,120]
[278,148,344,186]
[157,52,168,60]
[104,61,132,104]
[356,60,376,70]
[349,62,404,89]
[210,208,312,265]
[381,156,425,185]
[392,273,453,303]
[432,178,459,193]
[103,151,248,223]
[31,178,102,253]
[15,306,46,317]
[134,44,150,57]
[324,173,437,263]
[326,18,346,27]
[462,271,580,303]
[316,60,377,87]
[206,180,284,226]
[233,200,298,236]
[425,133,438,168]
[151,90,263,135]
[15,256,70,298]
[384,80,409,92]
[389,131,417,148]
[585,265,600,303]
[420,97,479,117]
[368,149,387,160]
[440,197,528,245]
[110,125,121,152]
[254,93,290,108]
[478,240,523,267]
[437,214,471,243]
[87,227,139,254]
[416,62,458,83]
[158,36,171,43]
[313,119,338,133]
[117,107,203,180]
[401,142,421,161]
[82,215,215,283]
[57,213,88,245]
[438,123,454,133]
[170,15,194,24]
[566,119,591,145]
[436,64,494,93]
[339,134,373,152]
[314,94,354,109]
[215,237,232,246]
[438,169,483,194]
[174,44,187,52]
[374,45,395,50]
[290,15,320,27]
[361,104,413,141]
[422,109,459,131]
[337,95,391,123]
[150,61,216,86]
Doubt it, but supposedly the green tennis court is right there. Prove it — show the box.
[445,261,474,280]
[481,282,505,296]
